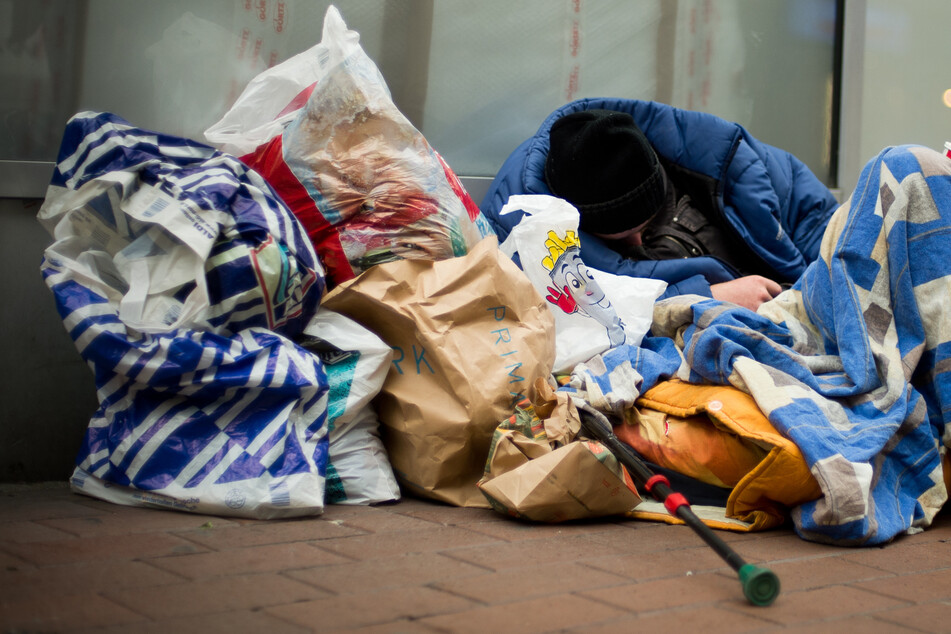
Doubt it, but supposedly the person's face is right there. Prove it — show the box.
[590,168,666,248]
[592,217,653,247]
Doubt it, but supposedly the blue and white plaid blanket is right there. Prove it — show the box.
[568,145,951,544]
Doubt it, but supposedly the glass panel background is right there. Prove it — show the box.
[1,0,837,186]
[859,1,951,167]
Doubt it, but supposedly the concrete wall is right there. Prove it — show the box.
[0,198,98,481]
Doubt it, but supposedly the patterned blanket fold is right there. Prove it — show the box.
[567,145,951,545]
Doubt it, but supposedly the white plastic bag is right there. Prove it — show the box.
[40,172,225,333]
[203,5,362,155]
[499,194,666,374]
[301,309,400,505]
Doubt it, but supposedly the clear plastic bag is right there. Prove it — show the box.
[203,6,362,156]
[239,5,493,286]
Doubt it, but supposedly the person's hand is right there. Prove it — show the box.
[709,275,782,311]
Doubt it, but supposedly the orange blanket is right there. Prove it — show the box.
[621,379,822,531]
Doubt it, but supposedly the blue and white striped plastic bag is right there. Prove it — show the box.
[39,111,330,518]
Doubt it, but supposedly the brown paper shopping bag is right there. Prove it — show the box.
[479,441,642,522]
[477,379,641,522]
[321,237,556,507]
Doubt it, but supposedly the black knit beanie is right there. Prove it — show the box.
[545,109,666,235]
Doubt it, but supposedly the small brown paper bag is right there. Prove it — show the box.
[477,378,642,522]
[321,237,556,507]
[479,441,642,522]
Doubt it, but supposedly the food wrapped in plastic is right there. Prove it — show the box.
[242,6,494,286]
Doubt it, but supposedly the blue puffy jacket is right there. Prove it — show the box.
[480,98,840,299]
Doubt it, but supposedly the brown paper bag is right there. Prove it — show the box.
[321,237,556,507]
[479,441,641,522]
[477,378,641,522]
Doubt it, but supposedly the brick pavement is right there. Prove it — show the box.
[1,481,950,632]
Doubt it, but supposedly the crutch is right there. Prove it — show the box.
[576,402,781,606]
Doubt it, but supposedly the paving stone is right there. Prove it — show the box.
[0,559,185,603]
[314,524,501,560]
[562,605,775,633]
[854,567,951,603]
[717,531,847,563]
[388,497,506,526]
[771,615,919,633]
[101,572,329,619]
[2,483,951,632]
[872,601,951,632]
[318,502,396,520]
[0,531,208,565]
[840,539,951,574]
[72,609,313,634]
[265,586,476,631]
[417,592,627,633]
[0,591,146,631]
[285,550,489,594]
[39,506,240,536]
[0,494,107,522]
[461,516,630,542]
[338,619,445,634]
[729,585,909,625]
[0,549,32,569]
[432,560,629,604]
[328,504,458,533]
[580,520,739,555]
[444,532,632,570]
[147,540,351,579]
[583,544,730,581]
[0,519,78,543]
[764,555,889,591]
[579,570,739,613]
[172,515,366,549]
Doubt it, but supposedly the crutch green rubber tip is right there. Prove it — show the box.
[739,564,780,606]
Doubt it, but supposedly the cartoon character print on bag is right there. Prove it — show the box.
[541,229,626,347]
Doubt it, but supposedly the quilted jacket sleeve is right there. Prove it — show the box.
[479,138,534,241]
[578,232,737,299]
[721,128,839,281]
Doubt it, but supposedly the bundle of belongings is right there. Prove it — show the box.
[37,5,951,548]
[476,120,951,545]
[37,5,493,518]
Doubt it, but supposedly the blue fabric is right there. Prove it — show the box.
[564,145,951,545]
[481,98,839,299]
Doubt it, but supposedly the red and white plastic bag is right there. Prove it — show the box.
[209,5,494,287]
